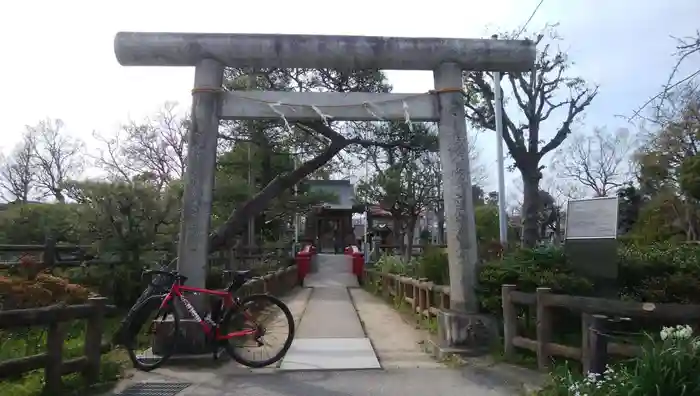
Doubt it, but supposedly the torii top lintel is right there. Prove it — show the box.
[114,32,536,72]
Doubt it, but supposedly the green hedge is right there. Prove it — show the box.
[377,242,700,315]
[480,242,700,314]
[477,246,594,314]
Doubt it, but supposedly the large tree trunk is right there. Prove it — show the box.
[392,217,404,254]
[403,216,417,262]
[436,203,445,245]
[521,165,542,248]
[208,141,348,252]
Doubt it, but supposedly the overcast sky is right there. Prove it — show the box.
[1,0,698,195]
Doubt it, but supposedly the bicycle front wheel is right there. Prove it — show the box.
[124,296,180,372]
[220,293,295,368]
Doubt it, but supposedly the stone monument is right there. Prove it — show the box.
[565,196,620,298]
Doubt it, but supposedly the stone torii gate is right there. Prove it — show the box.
[114,32,535,351]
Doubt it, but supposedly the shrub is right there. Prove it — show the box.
[539,324,700,395]
[376,254,411,275]
[415,246,449,285]
[477,242,700,313]
[0,273,92,309]
[0,203,83,245]
[618,242,700,303]
[477,246,594,314]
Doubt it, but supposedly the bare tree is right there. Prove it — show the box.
[95,102,188,187]
[0,134,37,202]
[630,30,700,122]
[27,119,84,203]
[464,27,598,247]
[467,129,488,186]
[552,127,635,197]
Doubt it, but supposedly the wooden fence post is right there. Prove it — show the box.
[381,273,389,298]
[581,313,592,373]
[536,287,552,371]
[440,287,449,310]
[44,236,56,269]
[84,297,107,384]
[411,281,419,315]
[44,321,65,392]
[587,314,608,375]
[417,278,427,323]
[501,284,517,359]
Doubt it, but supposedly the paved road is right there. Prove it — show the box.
[172,368,515,395]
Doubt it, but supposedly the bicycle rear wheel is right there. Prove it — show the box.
[124,296,180,371]
[220,293,295,368]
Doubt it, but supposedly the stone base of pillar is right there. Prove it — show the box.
[153,318,212,356]
[436,309,498,357]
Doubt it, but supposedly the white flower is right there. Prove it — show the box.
[677,325,693,339]
[660,324,694,341]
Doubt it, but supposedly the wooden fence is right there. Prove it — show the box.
[363,268,451,322]
[0,266,298,391]
[0,241,115,270]
[502,285,700,372]
[235,265,299,296]
[0,297,117,391]
[0,239,293,272]
[375,244,447,257]
[363,269,700,375]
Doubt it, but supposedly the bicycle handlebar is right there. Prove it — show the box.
[142,269,188,287]
[142,269,176,278]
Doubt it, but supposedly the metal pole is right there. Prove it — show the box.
[492,34,508,246]
[247,142,255,248]
[363,155,369,258]
[293,155,299,251]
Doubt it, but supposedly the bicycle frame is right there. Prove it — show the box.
[159,281,256,341]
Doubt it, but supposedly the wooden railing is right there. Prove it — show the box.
[0,240,293,272]
[224,246,294,272]
[235,265,299,296]
[363,268,450,321]
[0,240,118,270]
[502,285,700,372]
[375,244,447,256]
[0,297,117,391]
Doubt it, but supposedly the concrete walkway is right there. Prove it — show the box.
[279,254,381,371]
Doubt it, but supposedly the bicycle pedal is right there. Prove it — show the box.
[212,346,224,361]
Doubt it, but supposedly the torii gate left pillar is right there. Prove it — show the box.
[178,58,223,304]
[114,32,535,355]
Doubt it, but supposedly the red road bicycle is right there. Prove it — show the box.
[123,269,295,371]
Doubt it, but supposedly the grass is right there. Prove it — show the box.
[0,317,131,396]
